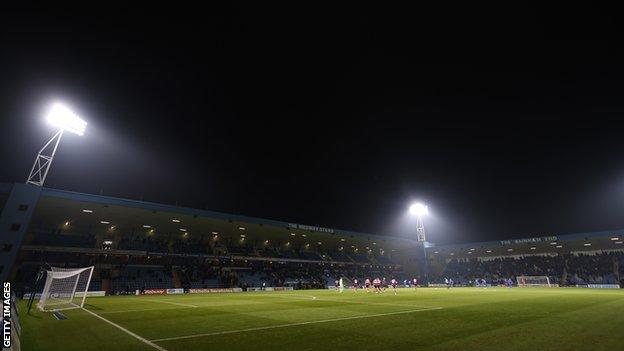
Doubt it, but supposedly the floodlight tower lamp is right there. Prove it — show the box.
[408,201,429,286]
[26,103,87,186]
[409,202,428,217]
[408,202,428,242]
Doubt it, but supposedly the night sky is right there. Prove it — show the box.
[2,5,624,244]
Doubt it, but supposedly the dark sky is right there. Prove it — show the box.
[2,5,624,244]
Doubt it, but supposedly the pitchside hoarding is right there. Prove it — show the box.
[189,288,243,293]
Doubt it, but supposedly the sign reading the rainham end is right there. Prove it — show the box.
[500,236,558,245]
[288,223,334,234]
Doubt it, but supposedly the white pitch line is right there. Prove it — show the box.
[317,297,436,309]
[99,306,197,314]
[257,293,435,309]
[82,308,168,351]
[141,298,198,307]
[150,306,443,342]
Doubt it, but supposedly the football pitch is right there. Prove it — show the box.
[21,287,624,350]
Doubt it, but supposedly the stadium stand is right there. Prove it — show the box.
[349,253,372,263]
[2,183,623,297]
[110,265,174,293]
[431,252,623,286]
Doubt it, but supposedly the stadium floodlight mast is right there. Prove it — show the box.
[26,102,87,186]
[409,202,429,286]
[409,202,428,242]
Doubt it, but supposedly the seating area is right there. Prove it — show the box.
[30,232,96,248]
[349,253,372,263]
[375,256,393,264]
[299,251,325,261]
[434,251,624,286]
[17,227,405,295]
[328,252,352,262]
[117,236,169,252]
[111,265,174,292]
[27,229,399,268]
[237,271,271,288]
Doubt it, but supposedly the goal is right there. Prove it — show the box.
[516,275,551,287]
[37,266,94,311]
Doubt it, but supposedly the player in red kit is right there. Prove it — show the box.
[391,278,398,295]
[353,279,359,292]
[373,278,381,293]
[413,278,418,291]
[365,278,371,292]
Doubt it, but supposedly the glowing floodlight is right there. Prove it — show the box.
[409,202,428,216]
[26,101,88,186]
[407,200,430,284]
[46,103,87,136]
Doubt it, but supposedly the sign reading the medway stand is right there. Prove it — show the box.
[500,236,558,245]
[288,223,334,234]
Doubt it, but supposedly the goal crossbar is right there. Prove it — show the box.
[516,275,552,287]
[37,266,94,312]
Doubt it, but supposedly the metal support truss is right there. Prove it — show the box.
[26,129,64,186]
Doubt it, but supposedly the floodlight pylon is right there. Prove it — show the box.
[26,129,64,186]
[409,202,429,287]
[416,214,426,243]
[26,102,86,186]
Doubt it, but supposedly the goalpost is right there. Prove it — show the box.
[37,266,94,312]
[516,275,552,287]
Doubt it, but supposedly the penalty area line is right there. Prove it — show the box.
[150,306,443,342]
[82,308,169,351]
[256,293,435,309]
[99,306,197,314]
[141,298,199,307]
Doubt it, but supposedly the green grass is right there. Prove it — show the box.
[20,287,624,351]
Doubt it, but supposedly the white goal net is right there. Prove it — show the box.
[37,266,94,312]
[516,275,551,287]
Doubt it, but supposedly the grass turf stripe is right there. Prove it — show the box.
[150,306,443,342]
[140,299,198,307]
[82,308,169,351]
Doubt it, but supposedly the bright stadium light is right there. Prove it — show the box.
[408,202,428,242]
[46,103,87,136]
[26,102,87,186]
[408,201,429,286]
[409,202,428,216]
